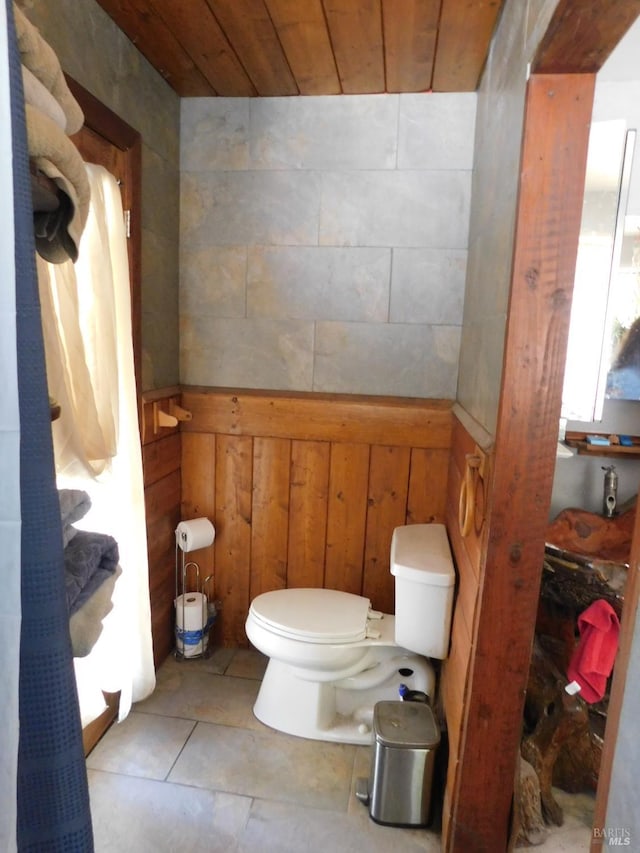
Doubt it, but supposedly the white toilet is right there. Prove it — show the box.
[245,523,456,744]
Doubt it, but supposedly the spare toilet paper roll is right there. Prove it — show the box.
[175,517,215,552]
[175,592,209,657]
[174,592,208,631]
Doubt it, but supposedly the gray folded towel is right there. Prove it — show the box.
[58,488,91,524]
[58,488,91,547]
[64,529,119,615]
[69,565,122,657]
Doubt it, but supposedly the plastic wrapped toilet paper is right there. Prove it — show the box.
[175,592,209,657]
[175,517,215,552]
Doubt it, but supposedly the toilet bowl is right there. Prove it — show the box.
[245,523,455,745]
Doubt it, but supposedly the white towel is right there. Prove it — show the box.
[13,3,84,134]
[22,64,66,130]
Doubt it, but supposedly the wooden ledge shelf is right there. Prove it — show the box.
[564,431,640,459]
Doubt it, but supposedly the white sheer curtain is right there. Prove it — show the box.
[39,163,155,724]
[36,161,121,476]
[37,254,117,476]
[0,6,21,849]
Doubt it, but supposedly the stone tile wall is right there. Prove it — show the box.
[456,0,559,434]
[180,93,476,397]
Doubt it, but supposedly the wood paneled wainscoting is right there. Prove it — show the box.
[179,388,454,649]
[440,405,493,848]
[141,387,183,666]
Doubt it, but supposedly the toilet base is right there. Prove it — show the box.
[253,651,435,744]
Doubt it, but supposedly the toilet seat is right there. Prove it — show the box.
[249,588,372,644]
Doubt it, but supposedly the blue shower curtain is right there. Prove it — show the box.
[7,0,94,848]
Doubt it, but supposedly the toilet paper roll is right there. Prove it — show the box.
[175,592,209,657]
[174,592,208,631]
[175,517,215,552]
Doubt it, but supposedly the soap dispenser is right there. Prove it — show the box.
[602,465,618,518]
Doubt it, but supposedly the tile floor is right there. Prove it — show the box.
[86,648,595,852]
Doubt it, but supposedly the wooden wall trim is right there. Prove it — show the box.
[451,402,493,453]
[141,385,182,404]
[139,388,452,657]
[181,387,453,448]
[66,75,139,149]
[82,691,120,756]
[178,388,453,647]
[446,74,595,851]
[441,413,492,846]
[141,389,183,665]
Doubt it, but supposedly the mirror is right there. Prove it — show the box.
[601,143,640,405]
[562,123,637,422]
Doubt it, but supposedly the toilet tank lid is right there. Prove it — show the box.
[390,524,455,587]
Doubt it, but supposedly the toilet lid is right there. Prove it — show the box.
[249,588,372,644]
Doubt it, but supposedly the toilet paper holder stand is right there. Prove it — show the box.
[174,548,218,661]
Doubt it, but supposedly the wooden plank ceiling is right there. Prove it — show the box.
[94,0,506,97]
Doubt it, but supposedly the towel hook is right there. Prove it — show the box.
[153,399,192,433]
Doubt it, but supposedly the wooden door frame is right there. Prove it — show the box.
[447,2,640,850]
[66,76,143,401]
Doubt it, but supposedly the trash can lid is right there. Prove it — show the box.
[373,701,440,749]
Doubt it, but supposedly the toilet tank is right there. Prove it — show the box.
[390,524,455,659]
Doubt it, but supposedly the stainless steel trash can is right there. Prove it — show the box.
[357,700,440,827]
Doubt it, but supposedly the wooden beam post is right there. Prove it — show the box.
[447,72,595,851]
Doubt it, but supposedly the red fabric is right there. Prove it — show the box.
[567,599,620,703]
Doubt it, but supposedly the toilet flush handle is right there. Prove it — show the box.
[366,609,383,639]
